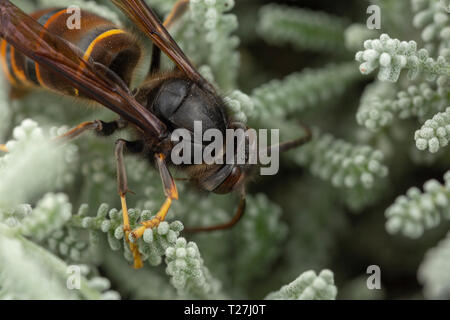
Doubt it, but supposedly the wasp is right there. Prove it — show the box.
[0,0,311,268]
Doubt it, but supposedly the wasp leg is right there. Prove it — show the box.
[131,153,178,239]
[1,120,126,151]
[115,139,145,269]
[184,190,246,233]
[10,87,30,100]
[54,119,127,142]
[149,45,161,75]
[148,0,189,75]
[163,0,190,29]
[1,120,125,152]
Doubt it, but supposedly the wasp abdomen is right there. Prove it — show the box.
[0,8,142,96]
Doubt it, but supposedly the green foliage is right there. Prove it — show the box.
[251,63,362,120]
[353,4,450,297]
[165,238,222,299]
[415,106,450,152]
[257,4,349,53]
[356,34,450,82]
[0,120,77,208]
[265,269,337,300]
[293,128,388,190]
[0,67,11,141]
[345,23,379,52]
[0,224,112,299]
[412,0,450,58]
[356,78,450,131]
[19,193,72,241]
[356,81,398,131]
[418,231,450,299]
[167,0,239,91]
[230,194,287,286]
[385,172,450,238]
[2,0,450,301]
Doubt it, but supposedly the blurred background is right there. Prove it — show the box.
[1,0,449,300]
[235,0,450,299]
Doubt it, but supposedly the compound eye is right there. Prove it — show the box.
[213,166,244,194]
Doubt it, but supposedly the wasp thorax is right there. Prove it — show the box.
[148,78,228,134]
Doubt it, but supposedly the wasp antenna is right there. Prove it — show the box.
[264,122,312,155]
[184,187,246,233]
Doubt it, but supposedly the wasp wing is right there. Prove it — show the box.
[0,0,166,137]
[112,0,212,90]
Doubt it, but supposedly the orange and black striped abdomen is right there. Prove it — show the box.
[0,8,142,96]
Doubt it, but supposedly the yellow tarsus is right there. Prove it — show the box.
[0,144,8,152]
[120,194,143,269]
[132,197,173,240]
